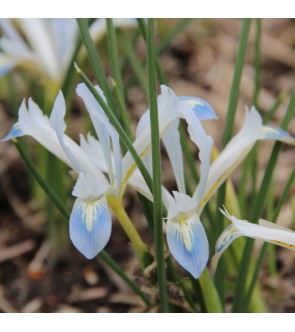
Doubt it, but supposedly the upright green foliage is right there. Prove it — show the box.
[146,19,169,313]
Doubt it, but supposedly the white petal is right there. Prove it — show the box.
[162,119,186,193]
[50,91,83,172]
[69,197,112,259]
[122,85,180,193]
[128,169,172,211]
[72,172,110,201]
[18,19,59,80]
[212,207,295,270]
[166,214,209,279]
[50,19,78,74]
[180,105,213,206]
[128,169,153,202]
[2,96,107,183]
[76,83,122,189]
[199,107,263,213]
[79,133,108,172]
[168,191,197,220]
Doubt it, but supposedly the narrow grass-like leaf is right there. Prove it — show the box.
[214,19,252,303]
[147,19,169,313]
[106,19,132,139]
[253,18,262,108]
[14,140,151,307]
[137,17,223,311]
[263,91,287,123]
[120,31,148,95]
[76,18,116,112]
[158,19,194,54]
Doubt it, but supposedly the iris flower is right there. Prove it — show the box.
[2,83,213,261]
[0,19,136,86]
[212,208,295,270]
[136,95,295,278]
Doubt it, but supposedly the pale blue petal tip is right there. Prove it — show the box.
[263,126,292,140]
[166,218,209,279]
[69,198,112,259]
[178,96,217,121]
[0,64,13,76]
[1,123,23,142]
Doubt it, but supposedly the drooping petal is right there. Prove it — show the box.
[2,95,106,182]
[260,126,295,145]
[69,197,112,259]
[1,122,23,141]
[212,207,295,270]
[198,107,263,213]
[179,105,213,206]
[200,107,295,213]
[162,119,186,193]
[166,214,209,279]
[178,96,217,121]
[211,223,241,271]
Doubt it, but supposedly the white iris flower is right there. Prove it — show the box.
[133,96,295,278]
[0,18,136,86]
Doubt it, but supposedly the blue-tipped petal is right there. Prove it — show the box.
[260,126,295,145]
[69,197,112,259]
[166,214,209,278]
[178,96,217,121]
[0,63,14,76]
[1,123,23,141]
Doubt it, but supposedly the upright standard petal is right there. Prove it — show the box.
[166,213,209,279]
[212,207,295,270]
[162,119,186,193]
[69,197,112,259]
[179,105,213,206]
[50,91,83,172]
[121,85,180,193]
[76,83,122,189]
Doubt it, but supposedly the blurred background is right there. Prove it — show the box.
[0,18,294,312]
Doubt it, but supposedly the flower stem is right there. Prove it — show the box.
[108,196,152,269]
[198,268,223,312]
